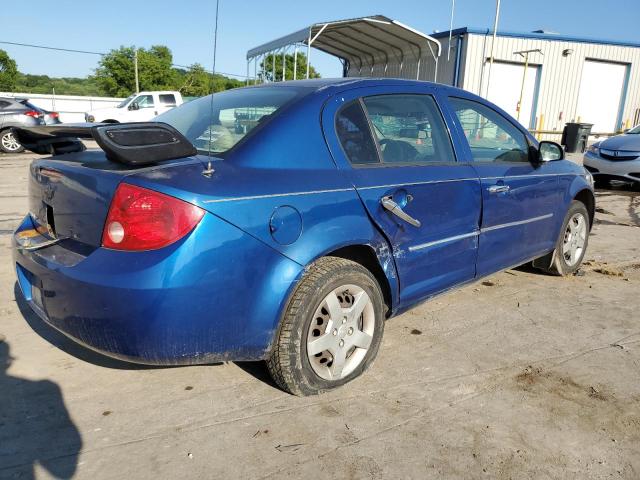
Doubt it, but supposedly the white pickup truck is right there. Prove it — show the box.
[84,91,184,123]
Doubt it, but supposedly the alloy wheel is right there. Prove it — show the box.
[306,284,375,381]
[562,212,587,266]
[1,132,22,152]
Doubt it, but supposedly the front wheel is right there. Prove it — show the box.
[267,257,385,396]
[535,201,590,276]
[0,130,25,153]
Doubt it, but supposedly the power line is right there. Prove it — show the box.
[0,39,248,78]
[0,40,106,56]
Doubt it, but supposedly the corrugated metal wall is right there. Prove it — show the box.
[458,33,640,133]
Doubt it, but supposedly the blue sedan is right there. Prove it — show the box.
[12,79,595,395]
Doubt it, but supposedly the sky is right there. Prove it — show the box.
[2,0,639,80]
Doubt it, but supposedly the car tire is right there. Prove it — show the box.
[0,130,25,153]
[267,256,385,396]
[535,200,590,276]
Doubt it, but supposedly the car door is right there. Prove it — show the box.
[445,96,561,276]
[323,86,482,307]
[128,94,158,121]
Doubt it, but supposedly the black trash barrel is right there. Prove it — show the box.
[561,122,593,153]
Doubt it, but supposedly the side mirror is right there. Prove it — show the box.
[538,141,564,162]
[128,102,139,111]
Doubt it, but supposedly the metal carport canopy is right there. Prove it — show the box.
[246,15,441,81]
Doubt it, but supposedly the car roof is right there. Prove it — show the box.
[245,77,473,99]
[251,77,439,89]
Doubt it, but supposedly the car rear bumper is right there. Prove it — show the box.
[12,213,302,365]
[583,152,640,182]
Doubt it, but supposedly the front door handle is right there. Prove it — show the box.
[487,184,510,194]
[381,197,421,228]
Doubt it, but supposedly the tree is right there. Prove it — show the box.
[0,49,18,91]
[259,52,320,82]
[93,45,178,97]
[177,63,243,97]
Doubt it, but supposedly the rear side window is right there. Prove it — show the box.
[362,94,456,165]
[157,86,306,156]
[159,94,176,106]
[449,97,530,163]
[0,100,11,109]
[335,101,379,165]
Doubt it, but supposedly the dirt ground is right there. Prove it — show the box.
[0,150,639,480]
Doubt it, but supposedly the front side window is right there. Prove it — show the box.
[335,101,379,165]
[362,94,456,165]
[157,86,307,155]
[135,95,155,108]
[450,97,530,163]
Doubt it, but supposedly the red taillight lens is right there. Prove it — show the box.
[23,110,41,117]
[49,112,59,118]
[102,183,204,251]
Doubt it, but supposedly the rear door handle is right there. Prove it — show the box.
[381,196,421,228]
[487,185,510,194]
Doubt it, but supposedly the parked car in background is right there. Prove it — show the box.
[13,79,594,395]
[84,91,184,124]
[584,124,640,188]
[0,97,45,153]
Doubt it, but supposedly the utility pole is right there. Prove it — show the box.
[485,0,501,97]
[134,48,140,93]
[447,0,456,62]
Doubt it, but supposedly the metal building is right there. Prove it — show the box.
[247,18,640,134]
[431,28,640,134]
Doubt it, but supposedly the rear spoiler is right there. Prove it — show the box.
[13,122,197,166]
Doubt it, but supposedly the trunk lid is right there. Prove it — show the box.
[28,150,200,248]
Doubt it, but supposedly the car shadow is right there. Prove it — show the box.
[234,361,282,391]
[0,335,82,479]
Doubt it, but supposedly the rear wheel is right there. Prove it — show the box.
[535,201,590,276]
[267,257,385,396]
[0,130,24,153]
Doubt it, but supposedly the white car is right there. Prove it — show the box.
[583,124,640,187]
[85,91,184,124]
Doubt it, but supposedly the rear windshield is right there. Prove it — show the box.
[19,99,43,112]
[156,86,307,156]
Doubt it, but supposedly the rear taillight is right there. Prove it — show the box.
[49,112,59,118]
[23,110,41,118]
[102,183,204,251]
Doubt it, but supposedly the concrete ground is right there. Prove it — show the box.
[0,150,639,480]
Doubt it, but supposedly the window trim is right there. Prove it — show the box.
[448,95,534,165]
[358,93,459,168]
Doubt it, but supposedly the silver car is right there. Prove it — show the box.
[583,125,640,187]
[0,97,46,153]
